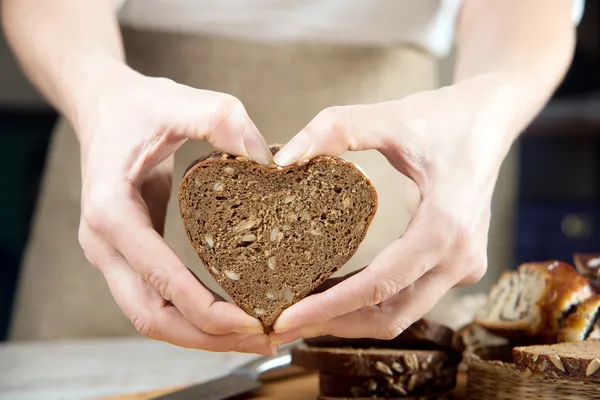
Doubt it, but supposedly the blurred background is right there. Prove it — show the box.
[0,2,598,342]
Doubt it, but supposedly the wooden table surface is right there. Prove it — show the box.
[0,338,257,400]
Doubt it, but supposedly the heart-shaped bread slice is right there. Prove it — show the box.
[178,146,378,332]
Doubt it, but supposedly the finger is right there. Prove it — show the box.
[147,87,272,168]
[80,225,272,353]
[140,157,173,236]
[101,255,273,354]
[271,269,456,344]
[273,206,450,334]
[273,103,426,179]
[83,183,264,336]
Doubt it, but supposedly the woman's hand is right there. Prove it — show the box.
[75,63,275,354]
[270,73,521,342]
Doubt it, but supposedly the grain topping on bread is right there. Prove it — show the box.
[475,261,592,341]
[291,344,452,377]
[179,146,378,331]
[513,341,600,380]
[318,368,457,397]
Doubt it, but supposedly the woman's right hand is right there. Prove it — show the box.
[74,62,275,354]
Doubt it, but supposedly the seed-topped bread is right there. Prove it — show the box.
[318,368,457,398]
[558,295,600,342]
[304,318,464,360]
[179,145,378,332]
[513,341,600,380]
[573,253,600,292]
[291,344,452,377]
[475,261,593,342]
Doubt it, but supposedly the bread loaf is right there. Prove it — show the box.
[304,318,464,359]
[291,344,452,377]
[574,253,600,292]
[513,341,600,380]
[475,261,593,342]
[179,146,377,331]
[319,368,457,397]
[318,395,453,400]
[558,295,600,342]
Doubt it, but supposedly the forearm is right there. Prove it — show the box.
[455,0,576,141]
[1,0,125,130]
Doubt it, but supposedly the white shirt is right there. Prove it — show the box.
[117,0,584,58]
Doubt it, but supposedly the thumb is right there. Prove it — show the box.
[171,90,273,166]
[273,102,424,177]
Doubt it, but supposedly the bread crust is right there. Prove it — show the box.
[178,145,378,332]
[574,253,600,292]
[291,344,453,377]
[476,261,593,342]
[319,368,457,397]
[513,341,600,380]
[558,295,600,342]
[304,319,464,361]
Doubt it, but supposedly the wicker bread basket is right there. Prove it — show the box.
[464,345,600,400]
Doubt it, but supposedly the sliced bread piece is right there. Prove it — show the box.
[304,318,464,358]
[291,344,451,376]
[574,253,600,292]
[513,341,600,380]
[475,261,593,342]
[558,295,600,342]
[318,395,453,400]
[179,146,378,331]
[319,368,457,397]
[458,323,508,351]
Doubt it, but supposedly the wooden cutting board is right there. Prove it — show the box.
[97,372,466,400]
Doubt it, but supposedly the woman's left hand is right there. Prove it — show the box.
[269,73,521,343]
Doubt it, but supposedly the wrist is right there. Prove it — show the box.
[59,53,134,141]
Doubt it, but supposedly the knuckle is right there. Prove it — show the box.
[142,268,172,300]
[461,254,488,285]
[373,319,410,340]
[131,312,158,339]
[368,277,403,306]
[211,94,246,132]
[316,106,347,136]
[82,185,117,233]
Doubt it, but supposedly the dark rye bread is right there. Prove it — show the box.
[319,368,457,397]
[513,341,600,380]
[475,261,593,342]
[179,145,378,331]
[574,253,600,292]
[291,344,452,376]
[304,318,464,360]
[318,395,453,400]
[558,295,600,342]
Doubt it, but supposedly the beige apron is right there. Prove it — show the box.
[10,28,510,340]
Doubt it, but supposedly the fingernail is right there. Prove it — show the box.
[274,131,310,166]
[244,128,273,166]
[270,345,279,355]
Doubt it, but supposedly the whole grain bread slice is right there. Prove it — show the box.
[513,341,600,380]
[319,368,457,397]
[318,395,453,400]
[291,344,452,377]
[558,295,600,342]
[475,261,593,342]
[179,146,378,332]
[304,318,464,359]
